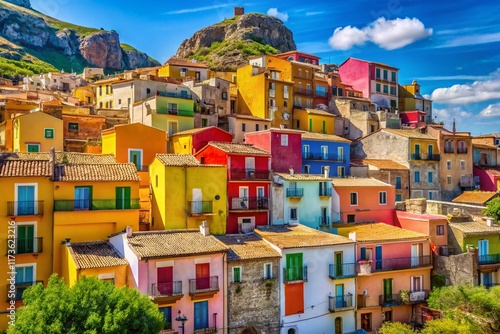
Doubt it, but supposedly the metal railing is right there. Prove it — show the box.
[283,266,307,283]
[294,88,313,96]
[457,148,468,154]
[7,201,44,216]
[150,281,182,298]
[8,281,43,301]
[159,91,193,100]
[229,169,269,180]
[329,263,356,279]
[286,188,304,197]
[329,294,354,312]
[408,290,430,302]
[188,276,219,294]
[229,197,269,210]
[357,256,431,273]
[315,91,328,97]
[7,237,43,254]
[318,216,330,227]
[478,253,500,265]
[54,199,140,212]
[409,153,441,161]
[444,147,455,153]
[319,188,332,197]
[302,152,345,162]
[379,294,402,306]
[187,201,213,214]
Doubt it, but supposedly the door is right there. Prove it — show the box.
[129,150,142,170]
[239,187,249,209]
[192,188,202,213]
[74,186,91,210]
[428,144,433,158]
[321,207,328,225]
[17,225,34,254]
[335,252,343,277]
[116,187,131,209]
[335,284,345,308]
[395,177,402,189]
[383,278,393,301]
[321,146,328,160]
[196,263,210,290]
[303,145,310,159]
[15,266,34,300]
[194,301,209,330]
[478,239,489,263]
[245,157,255,177]
[414,144,420,159]
[411,243,423,267]
[17,185,35,215]
[335,317,343,334]
[157,266,173,295]
[375,245,383,270]
[257,187,265,209]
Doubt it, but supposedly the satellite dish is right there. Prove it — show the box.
[283,112,290,120]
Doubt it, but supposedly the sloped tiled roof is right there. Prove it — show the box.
[215,234,281,261]
[382,128,436,140]
[275,173,333,181]
[336,222,429,242]
[362,159,408,170]
[127,230,228,259]
[449,221,500,236]
[0,152,117,164]
[0,160,51,177]
[473,143,498,150]
[227,114,271,121]
[302,132,351,143]
[54,163,139,182]
[69,241,128,269]
[332,177,392,187]
[156,154,202,167]
[169,127,213,136]
[304,108,335,117]
[164,57,208,69]
[255,224,354,249]
[208,142,270,155]
[452,191,498,205]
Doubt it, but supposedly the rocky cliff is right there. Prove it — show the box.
[176,13,296,70]
[0,0,159,76]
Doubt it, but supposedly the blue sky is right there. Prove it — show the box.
[31,0,500,135]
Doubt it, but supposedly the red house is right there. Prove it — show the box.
[399,110,427,128]
[275,50,320,65]
[169,126,233,154]
[244,128,303,173]
[195,142,271,234]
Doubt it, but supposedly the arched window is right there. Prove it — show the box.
[287,329,296,334]
[335,317,343,334]
[287,56,294,61]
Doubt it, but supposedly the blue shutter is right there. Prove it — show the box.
[360,247,366,261]
[375,246,383,270]
[194,301,209,330]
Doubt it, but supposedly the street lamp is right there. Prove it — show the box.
[175,310,188,334]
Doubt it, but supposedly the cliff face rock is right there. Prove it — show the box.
[176,13,296,70]
[122,47,161,69]
[5,0,30,8]
[0,7,50,48]
[79,31,122,69]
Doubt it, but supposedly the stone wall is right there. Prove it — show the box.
[426,200,485,216]
[432,250,478,286]
[227,259,280,334]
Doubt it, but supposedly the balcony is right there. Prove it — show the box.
[188,276,219,300]
[379,294,403,307]
[187,201,213,215]
[53,199,140,212]
[150,281,183,303]
[302,152,345,162]
[409,153,441,161]
[329,263,356,279]
[286,188,304,198]
[229,197,269,210]
[159,91,193,100]
[444,147,455,153]
[7,237,43,255]
[318,216,330,227]
[457,147,468,154]
[319,188,332,197]
[315,91,328,97]
[229,169,269,180]
[283,266,308,283]
[478,253,500,265]
[7,201,44,216]
[8,281,43,301]
[329,294,354,312]
[357,256,431,275]
[294,88,313,96]
[407,290,430,303]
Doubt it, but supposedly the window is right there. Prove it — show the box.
[391,71,396,82]
[379,191,387,204]
[361,313,372,332]
[390,86,396,95]
[350,192,358,206]
[255,124,259,131]
[395,176,402,189]
[376,68,381,79]
[118,98,122,105]
[281,134,288,146]
[428,191,438,200]
[383,310,392,322]
[383,85,388,94]
[264,125,268,130]
[116,187,131,209]
[411,275,423,292]
[242,123,246,132]
[127,98,131,106]
[26,144,40,152]
[68,122,79,132]
[347,214,355,223]
[428,171,433,183]
[290,207,298,221]
[16,224,36,254]
[99,86,102,96]
[74,186,92,210]
[222,92,228,100]
[338,166,345,177]
[285,253,303,281]
[158,307,172,330]
[298,69,302,78]
[129,149,142,170]
[146,88,151,95]
[396,194,402,202]
[303,165,310,174]
[383,69,388,80]
[167,103,178,114]
[201,118,208,127]
[321,166,329,176]
[414,171,420,183]
[14,264,35,301]
[264,263,273,279]
[232,266,242,283]
[376,83,381,92]
[44,128,54,139]
[460,160,465,170]
[447,160,451,170]
[447,175,452,185]
[436,225,444,235]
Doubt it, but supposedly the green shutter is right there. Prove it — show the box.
[322,121,326,134]
[383,278,392,296]
[286,253,303,281]
[309,119,313,131]
[116,187,131,209]
[233,267,240,282]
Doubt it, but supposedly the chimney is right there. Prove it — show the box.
[234,7,244,16]
[289,167,294,176]
[126,226,133,238]
[349,232,356,241]
[200,221,210,236]
[49,147,56,180]
[324,166,330,178]
[486,217,494,227]
[452,118,456,135]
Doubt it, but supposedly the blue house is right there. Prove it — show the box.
[301,132,351,177]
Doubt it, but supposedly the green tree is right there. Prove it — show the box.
[8,275,164,334]
[378,322,417,334]
[483,197,500,222]
[421,318,478,334]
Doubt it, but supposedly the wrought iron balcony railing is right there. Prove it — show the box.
[286,188,304,198]
[7,237,43,255]
[319,188,332,197]
[150,281,182,298]
[357,255,431,274]
[188,276,219,295]
[229,169,269,180]
[478,253,500,265]
[329,294,354,312]
[379,294,403,306]
[283,266,307,283]
[187,201,213,215]
[229,197,269,210]
[7,201,44,216]
[328,263,356,279]
[409,153,440,161]
[302,152,345,162]
[8,281,43,301]
[54,199,140,212]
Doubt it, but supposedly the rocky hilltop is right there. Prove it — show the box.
[0,0,159,78]
[176,13,296,70]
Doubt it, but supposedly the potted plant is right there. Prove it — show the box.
[400,289,410,303]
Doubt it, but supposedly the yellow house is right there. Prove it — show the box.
[72,85,96,105]
[0,157,54,331]
[52,156,140,275]
[158,57,209,81]
[92,77,124,109]
[12,112,63,152]
[61,240,128,287]
[292,108,335,134]
[149,154,227,234]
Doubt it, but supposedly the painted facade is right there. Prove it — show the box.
[158,57,209,81]
[399,111,427,128]
[292,108,335,134]
[301,132,351,177]
[12,112,63,152]
[62,113,105,153]
[72,85,96,106]
[398,81,433,124]
[169,126,232,155]
[222,114,270,143]
[184,78,231,127]
[473,166,500,192]
[149,154,227,234]
[195,142,271,234]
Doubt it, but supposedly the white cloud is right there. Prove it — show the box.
[306,11,324,16]
[479,104,500,117]
[164,4,231,14]
[430,69,500,104]
[267,8,288,22]
[437,32,500,48]
[433,107,473,130]
[328,17,432,50]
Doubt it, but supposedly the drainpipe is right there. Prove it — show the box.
[185,166,188,230]
[222,252,227,334]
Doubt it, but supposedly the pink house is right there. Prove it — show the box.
[244,128,303,173]
[399,110,427,128]
[338,57,399,110]
[169,126,233,154]
[110,228,228,333]
[474,166,500,191]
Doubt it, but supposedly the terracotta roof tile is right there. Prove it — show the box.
[164,57,208,69]
[54,163,139,182]
[168,126,232,138]
[127,230,228,259]
[227,114,271,121]
[449,221,500,236]
[473,143,498,150]
[275,173,333,181]
[69,241,128,269]
[382,128,436,140]
[155,154,223,167]
[302,131,351,143]
[255,224,354,249]
[452,191,499,205]
[303,108,335,117]
[0,152,117,164]
[362,159,408,170]
[208,142,270,155]
[0,160,51,177]
[332,177,392,187]
[215,234,281,261]
[334,222,429,242]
